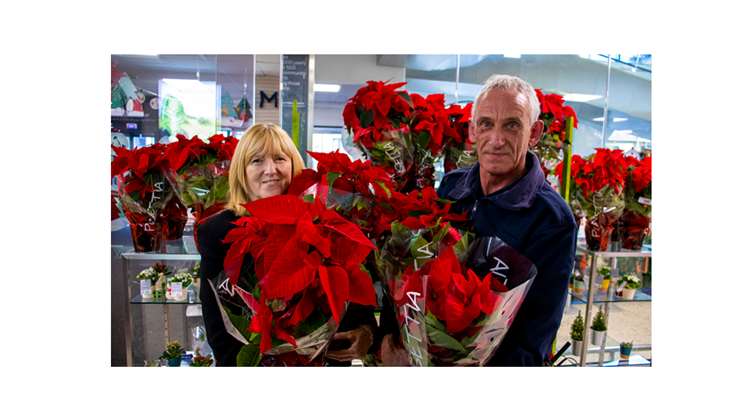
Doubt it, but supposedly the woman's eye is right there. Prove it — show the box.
[276,157,287,162]
[251,158,262,164]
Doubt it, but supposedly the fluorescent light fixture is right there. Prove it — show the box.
[315,83,341,93]
[504,54,521,59]
[613,117,628,122]
[593,117,604,122]
[562,93,602,102]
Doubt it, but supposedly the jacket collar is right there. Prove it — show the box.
[448,150,545,210]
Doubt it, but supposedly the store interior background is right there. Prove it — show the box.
[110,54,652,366]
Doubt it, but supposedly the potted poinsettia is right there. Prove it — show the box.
[112,143,188,252]
[212,194,378,366]
[598,266,612,291]
[533,90,578,185]
[343,80,460,192]
[570,311,584,356]
[616,273,641,300]
[163,134,238,251]
[620,155,652,250]
[590,306,607,346]
[442,103,476,173]
[159,341,186,367]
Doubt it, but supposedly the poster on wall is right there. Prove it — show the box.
[281,54,310,162]
[158,79,220,141]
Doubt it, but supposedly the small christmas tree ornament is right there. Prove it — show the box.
[111,84,126,116]
[235,95,252,122]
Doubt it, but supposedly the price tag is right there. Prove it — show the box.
[140,280,152,296]
[638,197,652,205]
[172,282,183,297]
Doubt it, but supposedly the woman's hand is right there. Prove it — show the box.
[325,325,374,362]
[380,334,409,366]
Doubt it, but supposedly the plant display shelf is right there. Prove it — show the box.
[573,245,652,367]
[122,252,201,367]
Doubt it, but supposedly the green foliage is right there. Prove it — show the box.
[570,312,584,341]
[159,94,189,136]
[591,307,607,332]
[620,341,633,349]
[159,341,186,360]
[236,343,261,366]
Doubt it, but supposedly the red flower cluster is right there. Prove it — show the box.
[343,80,413,148]
[164,134,238,173]
[535,89,578,132]
[394,247,502,334]
[221,195,376,354]
[111,143,169,198]
[410,93,460,155]
[625,155,652,193]
[560,148,629,197]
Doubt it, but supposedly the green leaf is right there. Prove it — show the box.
[221,306,255,342]
[417,131,431,149]
[236,343,261,366]
[397,91,413,107]
[359,110,374,128]
[302,194,315,204]
[426,324,466,352]
[425,311,447,333]
[289,307,328,338]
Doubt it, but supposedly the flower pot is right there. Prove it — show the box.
[571,339,583,356]
[619,211,650,251]
[620,345,633,360]
[621,287,636,300]
[167,358,182,367]
[157,195,188,241]
[141,284,156,299]
[590,329,606,346]
[573,280,585,294]
[584,217,614,251]
[123,212,162,252]
[170,283,188,301]
[600,279,610,291]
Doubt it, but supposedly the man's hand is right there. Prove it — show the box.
[380,334,409,366]
[325,325,374,362]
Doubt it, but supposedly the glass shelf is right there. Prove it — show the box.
[576,244,651,258]
[122,252,200,261]
[131,293,201,305]
[570,287,652,304]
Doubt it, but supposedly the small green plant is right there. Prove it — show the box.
[571,312,584,341]
[618,273,641,290]
[136,267,159,283]
[620,341,633,349]
[168,272,194,287]
[160,341,186,360]
[191,262,201,280]
[597,266,612,280]
[189,347,213,367]
[591,307,607,332]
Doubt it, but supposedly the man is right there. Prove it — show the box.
[435,74,578,365]
[379,74,577,366]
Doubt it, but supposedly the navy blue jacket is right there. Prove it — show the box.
[437,151,577,366]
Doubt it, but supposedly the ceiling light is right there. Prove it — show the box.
[504,54,521,59]
[562,93,602,102]
[613,117,628,122]
[593,117,604,122]
[315,83,341,93]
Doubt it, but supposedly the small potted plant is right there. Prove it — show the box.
[620,341,633,360]
[598,266,612,291]
[570,311,584,356]
[617,273,641,300]
[189,347,213,367]
[191,262,201,293]
[136,267,159,298]
[166,272,193,301]
[590,306,607,346]
[152,262,171,294]
[160,341,186,367]
[573,273,585,294]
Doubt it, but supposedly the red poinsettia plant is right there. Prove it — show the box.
[343,80,464,192]
[619,155,652,250]
[218,194,377,366]
[443,103,476,173]
[111,143,187,251]
[162,134,238,249]
[533,90,579,180]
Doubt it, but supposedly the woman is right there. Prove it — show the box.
[198,123,378,366]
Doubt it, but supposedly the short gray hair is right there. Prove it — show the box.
[471,74,540,125]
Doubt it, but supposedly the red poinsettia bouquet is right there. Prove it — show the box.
[209,194,377,366]
[533,90,578,181]
[442,103,476,173]
[567,148,629,251]
[619,155,652,250]
[287,150,394,228]
[111,143,187,252]
[343,80,460,192]
[162,134,238,249]
[380,230,538,366]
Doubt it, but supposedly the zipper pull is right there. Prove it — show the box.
[471,200,479,215]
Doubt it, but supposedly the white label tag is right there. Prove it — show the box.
[172,282,183,297]
[140,280,152,296]
[638,197,652,205]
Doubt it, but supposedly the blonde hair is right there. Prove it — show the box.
[226,123,305,216]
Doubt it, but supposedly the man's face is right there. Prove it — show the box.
[470,89,543,190]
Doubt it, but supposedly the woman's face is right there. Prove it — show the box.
[244,152,293,201]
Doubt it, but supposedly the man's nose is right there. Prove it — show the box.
[488,129,505,146]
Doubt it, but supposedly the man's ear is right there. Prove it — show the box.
[528,119,544,148]
[468,121,476,143]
